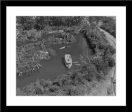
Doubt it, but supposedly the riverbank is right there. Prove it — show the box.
[17,33,90,88]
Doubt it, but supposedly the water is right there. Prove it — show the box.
[17,33,91,88]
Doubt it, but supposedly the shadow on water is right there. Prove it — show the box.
[17,33,90,88]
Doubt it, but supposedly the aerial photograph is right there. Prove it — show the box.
[16,16,116,96]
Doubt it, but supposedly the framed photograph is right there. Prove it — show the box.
[1,1,126,108]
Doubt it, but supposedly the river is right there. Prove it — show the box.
[17,33,91,88]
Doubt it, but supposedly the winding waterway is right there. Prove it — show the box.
[17,33,91,88]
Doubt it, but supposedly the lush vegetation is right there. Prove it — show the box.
[80,22,116,74]
[17,64,101,96]
[88,16,116,37]
[17,16,82,31]
[16,16,116,96]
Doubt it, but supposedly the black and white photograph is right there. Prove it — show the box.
[6,6,126,106]
[16,16,116,96]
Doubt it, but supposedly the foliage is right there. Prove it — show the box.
[79,22,116,75]
[17,61,105,96]
[16,40,53,75]
[17,16,82,31]
[88,16,116,37]
[17,16,35,30]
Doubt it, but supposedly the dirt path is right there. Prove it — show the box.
[99,28,116,95]
[99,28,116,49]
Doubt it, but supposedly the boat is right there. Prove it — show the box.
[59,45,70,50]
[59,46,66,49]
[64,54,72,69]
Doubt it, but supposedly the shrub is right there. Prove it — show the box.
[88,16,116,37]
[79,22,115,75]
[17,16,35,30]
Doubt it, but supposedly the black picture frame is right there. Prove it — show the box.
[0,0,128,111]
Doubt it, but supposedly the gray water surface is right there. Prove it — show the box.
[17,34,91,88]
